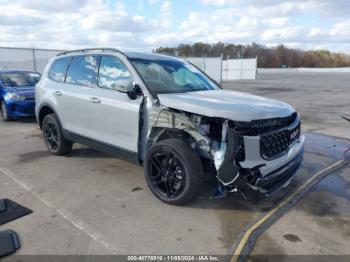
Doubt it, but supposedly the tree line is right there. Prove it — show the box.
[155,42,350,68]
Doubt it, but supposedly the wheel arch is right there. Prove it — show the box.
[148,127,193,144]
[145,126,211,161]
[38,103,62,130]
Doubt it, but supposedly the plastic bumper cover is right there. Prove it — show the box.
[5,100,35,117]
[239,135,305,194]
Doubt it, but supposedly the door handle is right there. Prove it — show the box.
[90,97,101,104]
[55,91,62,96]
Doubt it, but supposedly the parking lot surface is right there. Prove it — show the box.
[0,73,349,257]
[0,119,347,256]
[252,163,350,256]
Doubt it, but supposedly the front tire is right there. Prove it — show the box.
[144,139,204,205]
[42,114,72,155]
[0,101,10,121]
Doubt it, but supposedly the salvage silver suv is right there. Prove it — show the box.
[36,48,305,205]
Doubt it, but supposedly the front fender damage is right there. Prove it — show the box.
[213,124,241,186]
[148,107,211,156]
[148,106,244,190]
[144,103,303,198]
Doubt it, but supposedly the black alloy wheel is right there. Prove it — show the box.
[43,118,60,151]
[42,114,72,155]
[144,139,203,205]
[149,150,187,199]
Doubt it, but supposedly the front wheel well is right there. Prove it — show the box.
[157,128,193,142]
[146,127,212,161]
[147,128,195,149]
[38,106,54,129]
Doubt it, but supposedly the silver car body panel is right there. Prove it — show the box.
[158,90,295,122]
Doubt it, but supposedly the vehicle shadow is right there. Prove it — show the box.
[69,147,113,159]
[17,148,112,163]
[186,168,308,213]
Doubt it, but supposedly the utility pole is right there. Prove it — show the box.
[32,48,37,72]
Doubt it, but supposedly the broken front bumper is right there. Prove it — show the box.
[239,134,305,194]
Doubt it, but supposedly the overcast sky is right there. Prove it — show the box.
[0,0,349,53]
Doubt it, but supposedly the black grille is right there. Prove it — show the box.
[260,122,300,160]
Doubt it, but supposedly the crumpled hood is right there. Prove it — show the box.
[5,86,35,99]
[158,90,295,122]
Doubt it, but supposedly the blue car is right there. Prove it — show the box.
[0,70,40,121]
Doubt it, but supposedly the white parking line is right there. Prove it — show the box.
[57,209,115,250]
[0,167,116,252]
[0,168,32,191]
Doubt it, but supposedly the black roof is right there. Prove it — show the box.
[124,52,181,61]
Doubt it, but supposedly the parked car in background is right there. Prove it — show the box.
[36,48,304,205]
[0,70,40,121]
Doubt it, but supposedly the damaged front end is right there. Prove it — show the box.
[146,104,305,198]
[212,112,305,196]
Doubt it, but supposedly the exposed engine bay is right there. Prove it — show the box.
[146,105,304,196]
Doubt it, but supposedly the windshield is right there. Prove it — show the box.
[0,72,40,87]
[130,58,218,94]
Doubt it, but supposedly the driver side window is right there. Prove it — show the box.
[98,56,132,90]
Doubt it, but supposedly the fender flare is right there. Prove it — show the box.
[37,103,63,130]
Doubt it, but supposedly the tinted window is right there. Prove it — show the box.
[66,56,98,86]
[0,72,38,87]
[48,57,71,82]
[98,56,132,90]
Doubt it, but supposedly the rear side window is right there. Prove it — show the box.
[98,56,132,90]
[48,57,71,82]
[66,56,98,86]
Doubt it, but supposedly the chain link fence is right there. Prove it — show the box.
[0,47,64,73]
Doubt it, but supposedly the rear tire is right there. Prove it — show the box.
[0,101,10,121]
[144,139,204,205]
[42,114,72,156]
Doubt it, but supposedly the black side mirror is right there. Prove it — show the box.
[114,79,140,100]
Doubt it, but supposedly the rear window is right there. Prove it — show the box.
[66,56,98,86]
[0,72,39,87]
[48,57,71,82]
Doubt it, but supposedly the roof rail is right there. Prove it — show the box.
[56,48,127,57]
[154,51,183,59]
